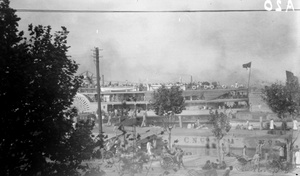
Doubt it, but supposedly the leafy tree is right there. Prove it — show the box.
[262,83,297,119]
[262,80,300,163]
[152,85,185,149]
[0,1,98,175]
[209,110,231,162]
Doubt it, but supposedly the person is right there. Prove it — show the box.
[203,168,218,176]
[215,159,220,168]
[252,152,260,172]
[226,139,231,156]
[240,124,245,130]
[131,108,137,119]
[204,137,210,156]
[246,121,249,129]
[293,118,298,130]
[255,141,264,158]
[281,118,287,131]
[105,139,112,151]
[279,145,285,161]
[175,148,185,169]
[295,146,300,168]
[260,116,263,130]
[219,161,227,170]
[270,119,274,131]
[114,137,121,148]
[248,124,253,131]
[141,110,147,127]
[195,119,201,128]
[242,145,247,158]
[114,108,118,118]
[113,124,118,136]
[152,138,157,149]
[202,160,212,170]
[106,111,112,126]
[147,141,152,156]
[235,124,241,130]
[100,147,105,161]
[222,166,233,176]
[221,143,226,162]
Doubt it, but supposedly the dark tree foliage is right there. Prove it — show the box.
[152,85,185,116]
[209,111,231,140]
[152,85,185,148]
[262,83,298,118]
[0,1,97,175]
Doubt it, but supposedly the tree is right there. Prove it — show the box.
[262,83,297,120]
[0,1,97,175]
[209,110,231,162]
[152,85,185,149]
[262,80,300,163]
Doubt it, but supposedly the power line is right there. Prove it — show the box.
[14,9,300,13]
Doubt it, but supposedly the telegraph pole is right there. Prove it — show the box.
[95,47,103,135]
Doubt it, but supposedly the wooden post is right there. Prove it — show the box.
[95,47,102,135]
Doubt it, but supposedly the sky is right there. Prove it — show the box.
[10,0,300,86]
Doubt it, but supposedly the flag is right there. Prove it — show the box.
[242,62,251,69]
[286,70,299,87]
[286,70,294,84]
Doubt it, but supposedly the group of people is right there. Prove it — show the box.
[269,118,298,131]
[234,118,299,131]
[202,159,233,176]
[104,108,148,128]
[202,159,227,170]
[162,144,186,169]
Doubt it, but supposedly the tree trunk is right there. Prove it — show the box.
[168,129,172,149]
[217,139,221,162]
[287,139,291,162]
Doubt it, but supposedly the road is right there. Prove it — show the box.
[86,154,300,176]
[89,123,300,176]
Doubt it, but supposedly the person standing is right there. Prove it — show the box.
[270,119,274,131]
[293,118,298,131]
[175,148,186,169]
[106,111,112,126]
[226,139,231,156]
[246,121,249,129]
[205,137,210,156]
[252,152,260,172]
[260,116,263,130]
[141,109,147,127]
[221,143,226,162]
[147,141,152,156]
[281,118,287,132]
[259,142,264,158]
[295,146,300,168]
[153,138,157,149]
[279,145,285,161]
[242,145,247,158]
[114,108,119,122]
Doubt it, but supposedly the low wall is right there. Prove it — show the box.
[235,112,278,121]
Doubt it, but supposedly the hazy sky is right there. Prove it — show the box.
[10,0,300,85]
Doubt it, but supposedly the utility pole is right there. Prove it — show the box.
[95,47,103,136]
